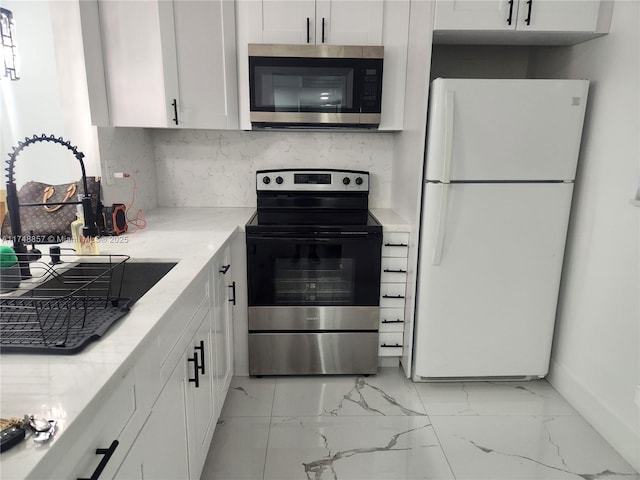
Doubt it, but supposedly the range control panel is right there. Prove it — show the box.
[256,169,370,192]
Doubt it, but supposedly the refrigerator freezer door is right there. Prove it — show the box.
[425,79,588,182]
[414,182,574,378]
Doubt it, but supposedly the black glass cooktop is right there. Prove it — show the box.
[246,210,382,234]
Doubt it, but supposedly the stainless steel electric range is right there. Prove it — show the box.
[246,168,382,375]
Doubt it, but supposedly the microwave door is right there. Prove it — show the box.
[249,53,382,127]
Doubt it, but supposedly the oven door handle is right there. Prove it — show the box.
[248,234,378,241]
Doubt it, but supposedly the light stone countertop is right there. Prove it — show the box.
[371,208,411,231]
[0,207,255,480]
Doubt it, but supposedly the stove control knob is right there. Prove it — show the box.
[342,177,351,185]
[276,176,284,185]
[262,176,271,184]
[355,177,363,185]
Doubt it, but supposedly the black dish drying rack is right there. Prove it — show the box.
[0,254,132,354]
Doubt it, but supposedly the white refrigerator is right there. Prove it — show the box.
[413,78,589,380]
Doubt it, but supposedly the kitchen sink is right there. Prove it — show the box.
[0,260,177,354]
[25,261,178,306]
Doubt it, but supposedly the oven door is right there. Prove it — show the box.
[247,232,381,306]
[248,53,383,127]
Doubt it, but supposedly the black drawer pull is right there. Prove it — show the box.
[321,17,325,43]
[525,0,533,25]
[507,0,514,25]
[195,340,205,375]
[384,243,408,247]
[381,343,402,348]
[188,353,200,388]
[382,294,405,299]
[381,319,404,324]
[77,440,119,480]
[383,268,407,274]
[229,281,237,306]
[306,17,310,43]
[220,264,230,274]
[171,99,179,125]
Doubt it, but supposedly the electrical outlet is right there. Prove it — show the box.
[104,162,116,186]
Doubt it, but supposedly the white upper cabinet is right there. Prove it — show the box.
[94,0,238,129]
[515,0,600,32]
[315,0,384,45]
[250,0,383,45]
[433,0,612,45]
[98,0,179,128]
[237,0,409,130]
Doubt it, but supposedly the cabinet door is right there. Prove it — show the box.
[172,0,238,129]
[213,246,234,416]
[117,361,191,480]
[259,0,316,44]
[516,0,601,32]
[434,0,518,31]
[316,0,384,45]
[230,231,249,376]
[185,311,217,480]
[98,0,179,127]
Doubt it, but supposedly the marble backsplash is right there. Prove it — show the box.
[151,129,395,208]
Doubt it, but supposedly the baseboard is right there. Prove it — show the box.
[548,358,640,472]
[379,357,400,368]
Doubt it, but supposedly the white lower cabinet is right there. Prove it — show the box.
[115,361,190,480]
[213,243,234,418]
[49,241,239,480]
[379,230,410,357]
[46,369,140,480]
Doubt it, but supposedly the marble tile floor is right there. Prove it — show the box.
[200,367,639,480]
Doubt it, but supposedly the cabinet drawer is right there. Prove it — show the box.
[381,257,408,283]
[380,283,406,308]
[379,307,405,332]
[378,332,403,356]
[382,232,409,257]
[47,370,138,480]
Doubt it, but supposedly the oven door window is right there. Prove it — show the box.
[247,235,381,306]
[250,57,359,114]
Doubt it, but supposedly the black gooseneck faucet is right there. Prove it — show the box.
[4,134,99,279]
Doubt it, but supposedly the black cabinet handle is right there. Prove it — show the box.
[383,268,407,274]
[321,18,325,43]
[381,319,404,324]
[171,99,179,125]
[384,243,408,247]
[507,0,514,25]
[381,343,402,348]
[525,0,532,25]
[382,294,405,299]
[306,17,310,43]
[194,340,205,375]
[229,281,236,306]
[77,440,119,480]
[188,353,200,388]
[220,264,230,274]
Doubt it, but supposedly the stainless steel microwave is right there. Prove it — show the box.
[248,44,383,129]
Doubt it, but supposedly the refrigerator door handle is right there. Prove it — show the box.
[432,182,450,266]
[442,90,455,183]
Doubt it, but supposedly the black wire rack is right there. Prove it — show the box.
[0,254,132,354]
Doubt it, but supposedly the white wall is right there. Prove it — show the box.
[529,1,640,470]
[430,45,531,79]
[0,0,73,188]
